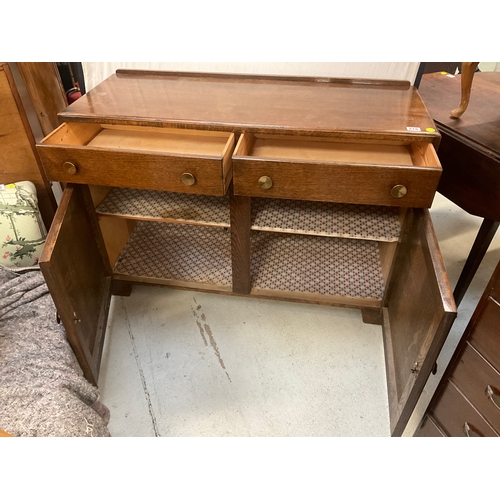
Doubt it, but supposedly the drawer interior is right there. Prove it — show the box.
[235,133,439,168]
[42,122,234,157]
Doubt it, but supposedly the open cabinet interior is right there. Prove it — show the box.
[89,185,405,309]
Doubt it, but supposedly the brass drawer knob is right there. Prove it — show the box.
[181,173,196,186]
[63,161,77,175]
[258,175,273,190]
[391,184,407,198]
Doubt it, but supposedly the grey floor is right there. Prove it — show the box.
[98,192,500,437]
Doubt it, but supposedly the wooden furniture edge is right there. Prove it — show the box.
[114,68,412,89]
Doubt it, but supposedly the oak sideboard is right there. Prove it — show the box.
[36,70,457,436]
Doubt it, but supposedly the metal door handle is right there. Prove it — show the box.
[486,385,500,412]
[463,421,484,437]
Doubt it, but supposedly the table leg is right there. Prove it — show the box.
[454,218,500,306]
[450,62,479,118]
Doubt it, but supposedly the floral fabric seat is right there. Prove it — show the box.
[0,181,46,267]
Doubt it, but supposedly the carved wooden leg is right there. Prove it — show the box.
[450,62,479,118]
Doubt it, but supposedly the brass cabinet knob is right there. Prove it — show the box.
[181,173,196,186]
[63,161,77,175]
[258,175,273,190]
[391,184,407,199]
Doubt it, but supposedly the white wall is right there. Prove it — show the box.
[479,62,500,72]
[82,62,420,92]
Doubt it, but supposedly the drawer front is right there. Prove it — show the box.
[430,380,498,437]
[232,134,442,207]
[451,343,500,432]
[468,296,500,373]
[415,415,446,437]
[37,123,235,196]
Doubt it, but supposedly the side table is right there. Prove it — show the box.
[418,72,500,306]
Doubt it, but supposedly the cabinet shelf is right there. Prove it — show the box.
[113,221,384,301]
[251,197,401,242]
[250,231,384,300]
[97,188,401,241]
[96,188,231,227]
[113,222,232,289]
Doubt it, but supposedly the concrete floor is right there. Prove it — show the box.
[98,193,500,437]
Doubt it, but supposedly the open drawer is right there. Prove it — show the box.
[37,122,235,196]
[232,133,442,207]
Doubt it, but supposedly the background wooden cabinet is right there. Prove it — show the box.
[0,62,66,227]
[416,257,500,436]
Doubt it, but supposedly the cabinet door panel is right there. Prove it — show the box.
[383,208,456,436]
[39,184,112,385]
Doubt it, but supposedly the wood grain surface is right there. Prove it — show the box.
[0,63,57,228]
[415,416,446,436]
[230,192,251,294]
[383,208,456,436]
[16,62,67,136]
[58,70,439,143]
[415,258,500,437]
[39,185,112,385]
[233,155,441,207]
[419,72,500,155]
[37,144,230,196]
[468,296,500,373]
[430,380,498,437]
[450,343,500,431]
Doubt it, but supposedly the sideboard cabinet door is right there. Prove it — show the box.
[39,184,112,385]
[383,208,456,436]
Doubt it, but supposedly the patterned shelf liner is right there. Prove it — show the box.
[96,188,231,227]
[114,222,233,287]
[97,188,401,241]
[251,197,400,242]
[114,222,384,300]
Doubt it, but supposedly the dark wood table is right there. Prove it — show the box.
[419,72,500,306]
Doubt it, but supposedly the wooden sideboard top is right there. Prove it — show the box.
[419,72,500,156]
[58,69,438,143]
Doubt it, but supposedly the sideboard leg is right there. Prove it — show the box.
[112,280,133,297]
[361,307,383,325]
